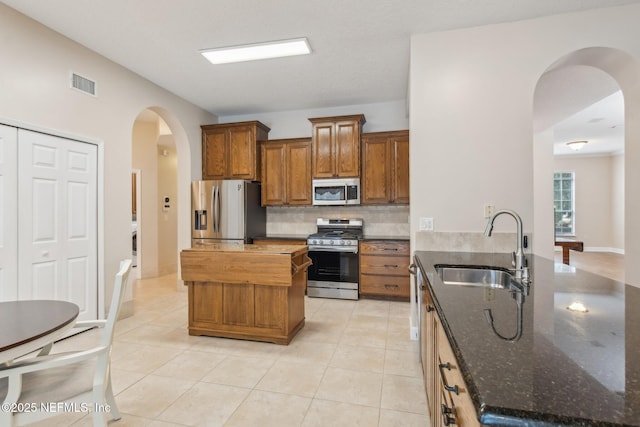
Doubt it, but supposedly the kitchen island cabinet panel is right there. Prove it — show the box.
[182,244,310,345]
[222,283,254,327]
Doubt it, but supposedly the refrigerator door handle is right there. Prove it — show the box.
[213,185,220,233]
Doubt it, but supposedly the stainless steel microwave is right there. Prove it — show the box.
[312,178,360,206]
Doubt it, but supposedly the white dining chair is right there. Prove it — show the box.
[0,259,133,427]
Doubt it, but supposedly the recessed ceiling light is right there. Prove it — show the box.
[200,38,311,65]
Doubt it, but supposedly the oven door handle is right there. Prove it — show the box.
[308,245,358,254]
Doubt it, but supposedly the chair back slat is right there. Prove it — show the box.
[101,259,132,348]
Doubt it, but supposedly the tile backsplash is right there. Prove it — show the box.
[266,205,410,237]
[414,231,528,253]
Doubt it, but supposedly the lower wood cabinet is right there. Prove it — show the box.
[422,279,479,427]
[359,240,410,300]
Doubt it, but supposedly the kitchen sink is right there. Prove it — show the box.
[434,265,523,290]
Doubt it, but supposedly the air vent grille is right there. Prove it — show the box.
[71,72,97,96]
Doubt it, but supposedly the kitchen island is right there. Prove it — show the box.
[415,251,640,426]
[181,244,311,345]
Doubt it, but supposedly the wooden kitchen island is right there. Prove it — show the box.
[180,244,311,345]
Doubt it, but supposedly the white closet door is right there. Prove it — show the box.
[18,130,98,321]
[0,125,18,301]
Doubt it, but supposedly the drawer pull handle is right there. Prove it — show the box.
[441,404,456,425]
[438,363,459,395]
[383,248,399,251]
[426,305,434,313]
[383,264,399,268]
[384,284,399,289]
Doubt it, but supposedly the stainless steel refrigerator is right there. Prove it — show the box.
[191,180,266,246]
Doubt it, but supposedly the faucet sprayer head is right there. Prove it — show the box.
[484,222,494,237]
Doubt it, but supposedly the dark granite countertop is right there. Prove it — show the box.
[414,251,640,427]
[361,235,409,241]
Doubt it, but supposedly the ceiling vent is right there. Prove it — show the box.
[70,72,97,96]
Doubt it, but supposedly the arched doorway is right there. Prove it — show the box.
[131,107,191,286]
[533,47,640,286]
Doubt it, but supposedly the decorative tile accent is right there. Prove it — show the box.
[266,205,409,237]
[414,231,526,253]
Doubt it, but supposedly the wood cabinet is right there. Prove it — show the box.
[309,114,365,179]
[359,240,410,300]
[361,130,409,205]
[181,245,310,345]
[421,277,480,427]
[201,121,270,181]
[261,138,312,206]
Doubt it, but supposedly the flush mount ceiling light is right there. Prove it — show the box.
[200,37,311,65]
[567,302,589,313]
[566,140,588,151]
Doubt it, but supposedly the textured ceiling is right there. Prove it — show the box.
[2,0,637,154]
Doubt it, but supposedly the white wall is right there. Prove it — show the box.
[0,4,217,313]
[410,4,640,286]
[132,121,160,277]
[220,100,409,139]
[157,145,178,275]
[553,155,622,251]
[611,153,625,250]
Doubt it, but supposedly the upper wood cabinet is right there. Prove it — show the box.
[361,130,409,205]
[201,121,270,181]
[309,114,365,179]
[261,138,312,206]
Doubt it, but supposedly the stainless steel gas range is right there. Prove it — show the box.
[306,218,363,300]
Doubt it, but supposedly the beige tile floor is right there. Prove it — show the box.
[553,250,625,282]
[31,272,428,426]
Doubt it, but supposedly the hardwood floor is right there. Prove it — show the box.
[554,250,625,283]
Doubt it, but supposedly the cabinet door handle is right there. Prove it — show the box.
[438,362,459,395]
[426,305,434,312]
[441,404,456,426]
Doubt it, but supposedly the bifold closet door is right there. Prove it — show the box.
[17,129,98,321]
[0,124,18,301]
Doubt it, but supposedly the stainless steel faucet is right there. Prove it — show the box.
[484,209,529,283]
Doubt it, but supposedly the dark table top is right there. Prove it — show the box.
[414,251,640,427]
[0,300,79,356]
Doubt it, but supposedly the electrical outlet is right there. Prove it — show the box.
[419,217,434,231]
[484,204,495,218]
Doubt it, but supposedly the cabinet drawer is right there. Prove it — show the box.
[360,241,409,255]
[360,254,410,276]
[360,274,410,297]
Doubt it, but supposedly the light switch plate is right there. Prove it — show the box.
[483,204,495,218]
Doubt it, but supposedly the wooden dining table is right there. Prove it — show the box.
[555,238,584,265]
[0,300,79,364]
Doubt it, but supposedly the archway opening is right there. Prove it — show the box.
[533,47,640,287]
[131,107,191,286]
